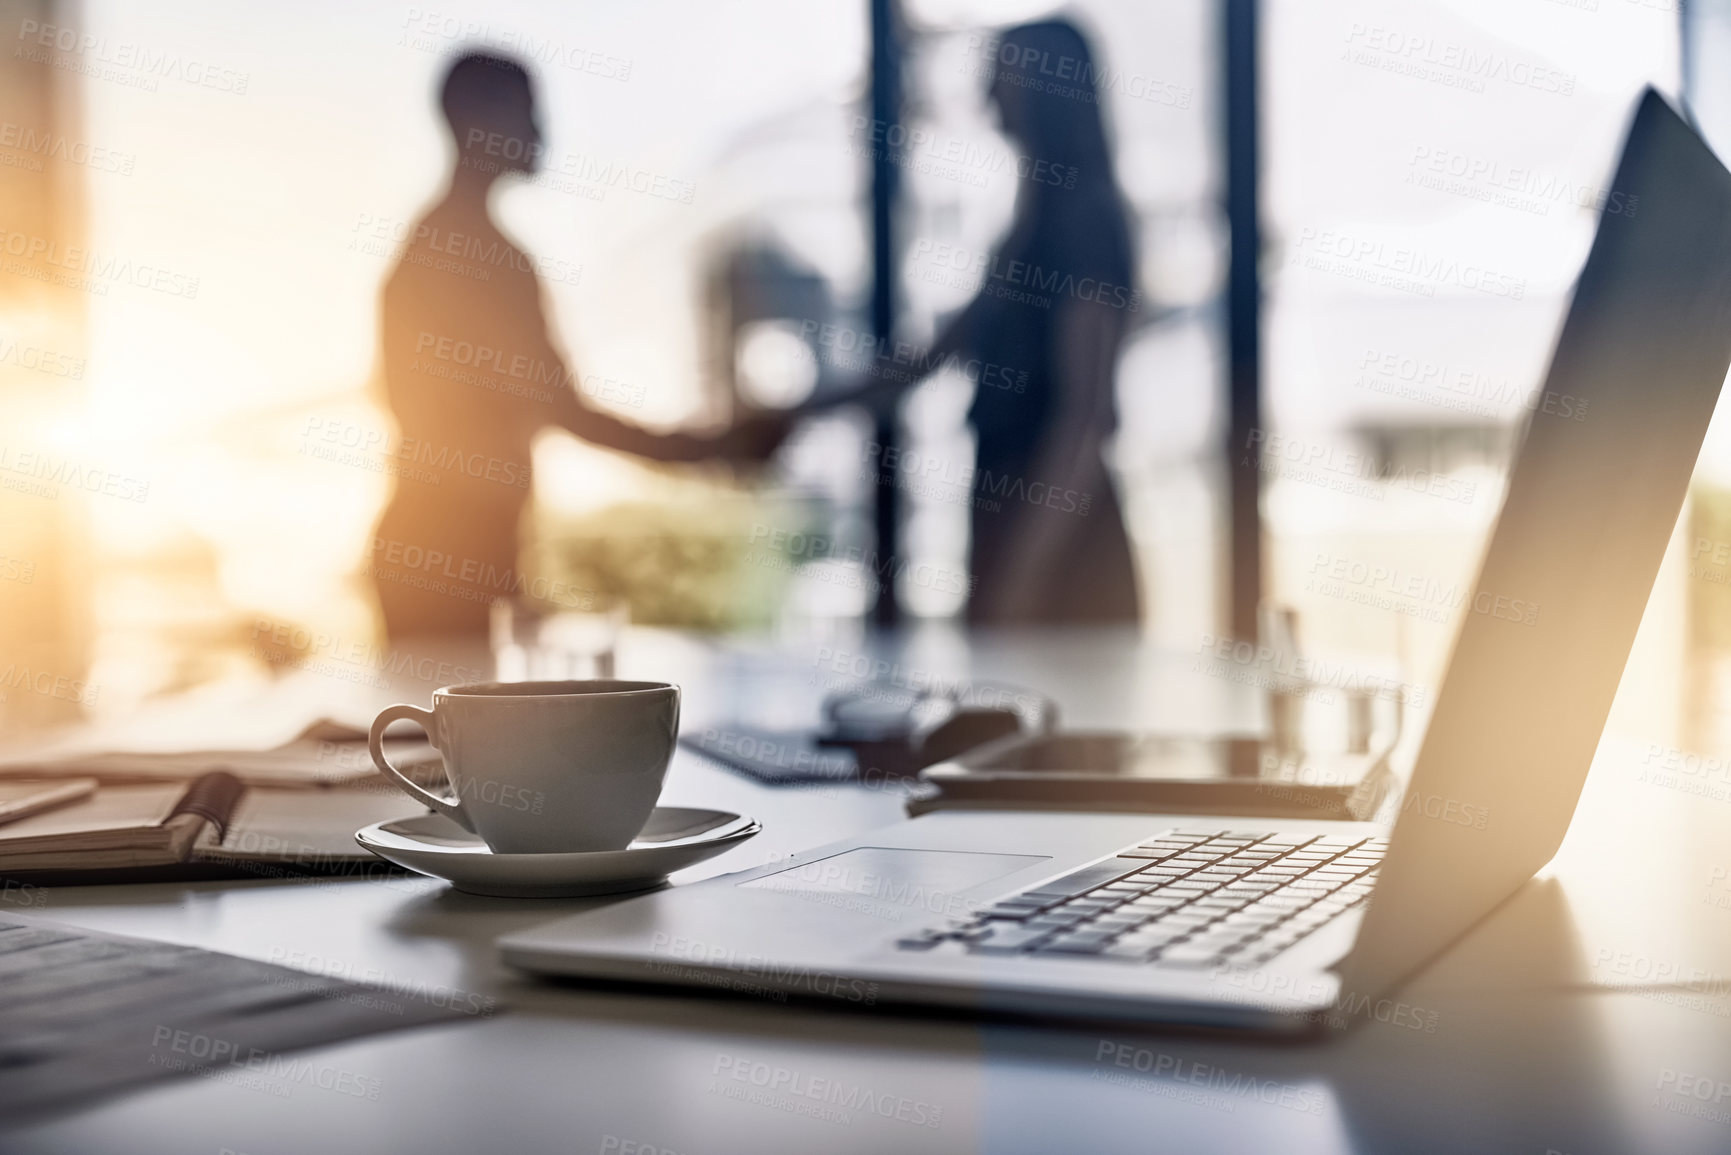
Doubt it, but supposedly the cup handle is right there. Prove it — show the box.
[368,704,471,830]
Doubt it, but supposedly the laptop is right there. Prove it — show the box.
[501,89,1731,1032]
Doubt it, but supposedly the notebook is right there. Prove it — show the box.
[0,771,425,876]
[0,721,441,788]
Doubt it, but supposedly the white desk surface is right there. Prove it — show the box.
[6,626,1731,1155]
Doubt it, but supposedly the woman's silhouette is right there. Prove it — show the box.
[851,19,1140,624]
[372,53,782,638]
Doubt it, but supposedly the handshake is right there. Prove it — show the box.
[673,365,908,468]
[706,369,906,467]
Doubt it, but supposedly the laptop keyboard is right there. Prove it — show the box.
[895,830,1387,968]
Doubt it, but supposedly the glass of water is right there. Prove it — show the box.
[490,596,626,682]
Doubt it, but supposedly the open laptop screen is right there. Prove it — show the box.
[1344,90,1731,996]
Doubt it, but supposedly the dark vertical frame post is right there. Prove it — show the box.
[1224,0,1262,643]
[1679,0,1704,135]
[868,0,902,626]
[1680,1,1694,121]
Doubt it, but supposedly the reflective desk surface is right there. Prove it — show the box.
[7,626,1731,1155]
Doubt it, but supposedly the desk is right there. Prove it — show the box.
[6,627,1731,1154]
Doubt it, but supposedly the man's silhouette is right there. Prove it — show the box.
[372,53,780,638]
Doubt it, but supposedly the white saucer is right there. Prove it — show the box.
[355,807,761,898]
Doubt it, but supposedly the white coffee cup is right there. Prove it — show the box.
[368,680,680,854]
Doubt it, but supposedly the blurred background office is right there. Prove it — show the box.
[4,0,1731,754]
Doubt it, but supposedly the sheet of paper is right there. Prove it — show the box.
[0,915,476,1118]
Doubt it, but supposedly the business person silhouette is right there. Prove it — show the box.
[844,20,1140,624]
[372,53,782,638]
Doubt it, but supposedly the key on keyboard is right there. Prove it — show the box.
[895,830,1386,968]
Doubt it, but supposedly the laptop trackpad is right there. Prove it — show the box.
[740,847,1048,918]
